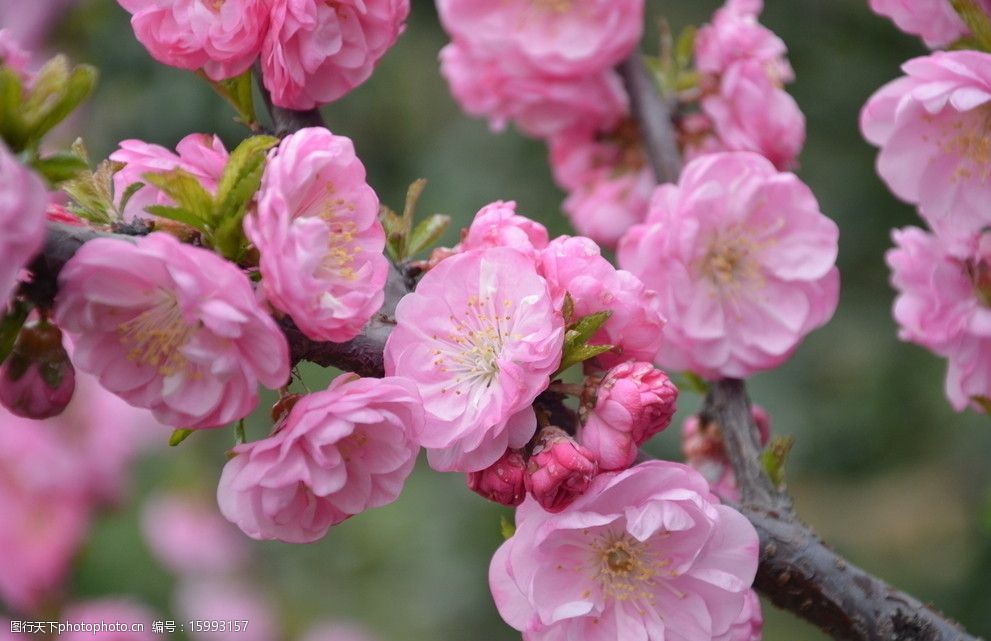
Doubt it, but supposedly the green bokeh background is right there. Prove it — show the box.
[14,0,991,639]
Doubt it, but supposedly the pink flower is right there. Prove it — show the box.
[717,590,763,641]
[619,152,840,379]
[868,0,969,48]
[247,127,388,343]
[110,133,229,222]
[173,579,277,641]
[490,460,759,641]
[117,0,268,81]
[0,322,75,420]
[698,60,806,170]
[300,623,380,641]
[439,41,627,139]
[682,406,771,503]
[384,248,564,473]
[261,0,410,110]
[466,448,528,507]
[524,426,598,513]
[436,0,644,76]
[538,236,665,369]
[59,599,159,641]
[458,201,550,258]
[861,51,991,255]
[579,361,678,472]
[695,0,793,83]
[0,142,47,310]
[54,232,289,429]
[141,492,248,577]
[217,374,423,542]
[887,227,991,411]
[0,29,31,81]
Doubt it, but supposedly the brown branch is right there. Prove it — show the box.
[622,53,981,641]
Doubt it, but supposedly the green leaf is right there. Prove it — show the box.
[680,372,710,395]
[500,515,516,540]
[0,302,29,364]
[0,68,27,151]
[561,292,575,325]
[674,25,697,69]
[211,135,277,259]
[407,213,451,257]
[118,181,145,214]
[144,205,209,230]
[24,61,97,145]
[169,428,194,447]
[556,343,614,376]
[31,151,88,184]
[143,168,215,224]
[380,205,405,262]
[62,159,118,225]
[761,436,794,488]
[235,420,247,446]
[567,310,611,347]
[951,0,991,50]
[198,69,257,127]
[214,135,278,208]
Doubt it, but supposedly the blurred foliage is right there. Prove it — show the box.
[9,0,991,639]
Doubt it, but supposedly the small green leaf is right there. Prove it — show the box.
[31,151,88,184]
[169,428,194,447]
[62,159,118,224]
[556,343,614,376]
[143,168,215,224]
[500,515,516,540]
[407,213,451,257]
[403,179,427,227]
[0,301,30,364]
[0,68,27,151]
[198,69,257,127]
[568,310,611,346]
[24,61,98,145]
[680,372,710,395]
[674,25,697,69]
[144,205,209,230]
[211,135,277,259]
[380,205,405,262]
[118,181,145,214]
[761,436,794,488]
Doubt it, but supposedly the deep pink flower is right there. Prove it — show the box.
[110,133,229,221]
[141,492,248,577]
[861,50,991,255]
[384,248,564,473]
[261,0,410,110]
[579,361,678,471]
[247,127,388,343]
[695,0,793,83]
[868,0,969,48]
[54,232,289,429]
[59,599,159,641]
[117,0,268,81]
[619,152,840,379]
[174,579,278,641]
[439,41,627,139]
[0,142,47,310]
[524,426,598,513]
[217,374,423,543]
[538,236,665,369]
[0,322,75,420]
[466,448,528,507]
[457,201,550,258]
[436,0,643,76]
[682,406,771,503]
[490,461,759,641]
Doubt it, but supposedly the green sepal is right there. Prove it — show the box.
[500,515,516,540]
[169,428,195,447]
[761,436,794,488]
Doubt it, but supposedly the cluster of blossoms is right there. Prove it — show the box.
[862,7,991,412]
[117,0,410,109]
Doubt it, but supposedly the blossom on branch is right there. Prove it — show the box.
[524,426,598,513]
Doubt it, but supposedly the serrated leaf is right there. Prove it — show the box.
[500,515,516,540]
[31,152,88,184]
[407,213,450,257]
[144,168,214,223]
[62,159,118,224]
[169,428,194,447]
[556,343,614,376]
[568,310,611,346]
[0,302,29,364]
[144,205,209,230]
[761,436,794,488]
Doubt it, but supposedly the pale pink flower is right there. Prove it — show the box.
[457,201,550,258]
[466,448,528,507]
[54,232,289,429]
[217,374,422,542]
[117,0,268,81]
[110,133,229,222]
[579,361,678,471]
[695,0,793,83]
[538,236,665,369]
[59,599,159,641]
[682,406,771,503]
[300,623,380,641]
[261,0,410,110]
[861,51,991,256]
[868,0,969,48]
[0,322,75,420]
[524,426,598,513]
[887,227,991,411]
[436,0,644,76]
[247,127,388,343]
[619,152,840,379]
[141,492,248,577]
[699,60,806,170]
[717,590,763,641]
[0,142,47,310]
[385,248,564,472]
[174,579,277,641]
[439,41,627,139]
[490,460,759,641]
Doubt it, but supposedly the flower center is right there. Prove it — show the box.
[530,0,573,12]
[700,228,764,301]
[319,219,361,282]
[939,105,991,182]
[116,292,196,377]
[202,0,225,12]
[589,531,667,602]
[432,295,517,393]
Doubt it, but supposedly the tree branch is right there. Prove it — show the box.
[622,53,981,641]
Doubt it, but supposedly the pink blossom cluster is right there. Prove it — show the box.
[117,0,409,109]
[862,50,991,411]
[686,0,805,171]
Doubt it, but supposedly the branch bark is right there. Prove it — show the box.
[622,53,981,641]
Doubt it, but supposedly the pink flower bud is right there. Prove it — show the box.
[0,322,75,419]
[682,405,772,502]
[525,427,598,513]
[466,449,527,507]
[579,361,678,471]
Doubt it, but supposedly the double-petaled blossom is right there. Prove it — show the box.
[466,448,528,507]
[436,0,644,76]
[247,127,388,343]
[457,201,550,259]
[117,0,269,81]
[261,0,410,110]
[538,236,665,369]
[110,133,229,221]
[490,460,759,641]
[385,248,564,473]
[682,406,771,503]
[694,0,793,83]
[217,375,423,543]
[619,152,840,379]
[524,426,598,513]
[0,322,75,420]
[54,232,289,429]
[579,361,678,472]
[868,0,969,48]
[887,227,991,411]
[861,50,991,256]
[0,142,47,310]
[439,42,627,139]
[59,600,159,641]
